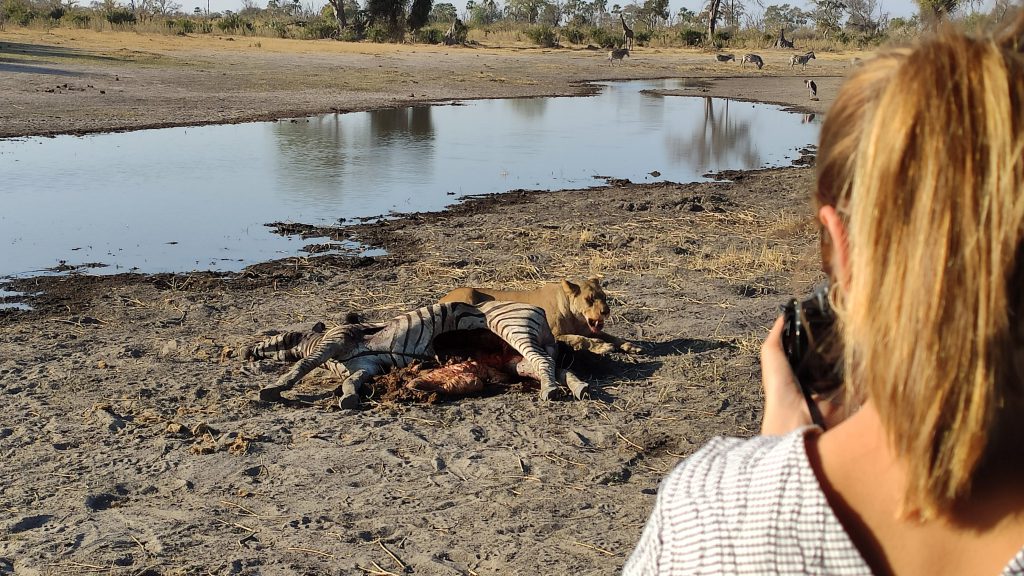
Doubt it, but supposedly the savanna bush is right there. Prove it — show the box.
[264,20,287,37]
[106,8,136,25]
[216,13,252,33]
[525,24,557,47]
[678,28,703,45]
[411,25,444,43]
[303,17,337,39]
[2,0,36,26]
[561,25,585,44]
[67,12,90,27]
[587,25,620,47]
[337,26,363,41]
[365,23,389,42]
[168,17,194,33]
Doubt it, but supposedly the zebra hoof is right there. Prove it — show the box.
[338,393,361,411]
[259,387,284,403]
[539,386,562,401]
[572,385,590,400]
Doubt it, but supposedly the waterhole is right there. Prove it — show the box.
[0,79,819,280]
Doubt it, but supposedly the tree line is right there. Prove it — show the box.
[1,0,1018,48]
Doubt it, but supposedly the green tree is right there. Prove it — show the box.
[590,0,606,25]
[466,0,499,24]
[675,6,697,24]
[763,3,809,30]
[705,0,722,42]
[430,1,456,21]
[717,0,743,28]
[138,0,180,16]
[504,0,544,22]
[563,0,592,25]
[537,0,560,25]
[637,0,669,29]
[917,0,960,23]
[845,0,881,33]
[812,0,847,36]
[366,0,405,39]
[407,0,432,29]
[325,0,348,32]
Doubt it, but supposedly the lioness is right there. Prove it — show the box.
[439,278,644,354]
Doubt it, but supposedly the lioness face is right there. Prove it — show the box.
[566,278,610,334]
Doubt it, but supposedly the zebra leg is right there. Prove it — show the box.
[336,368,375,410]
[258,341,341,402]
[513,356,561,400]
[560,369,589,400]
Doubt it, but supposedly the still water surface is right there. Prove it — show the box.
[0,79,820,279]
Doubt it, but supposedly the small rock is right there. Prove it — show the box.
[95,407,126,433]
[159,340,179,358]
[84,493,116,511]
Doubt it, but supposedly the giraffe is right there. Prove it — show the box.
[619,13,634,50]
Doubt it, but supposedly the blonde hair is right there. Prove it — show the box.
[816,16,1024,518]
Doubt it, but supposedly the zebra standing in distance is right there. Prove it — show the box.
[791,51,816,68]
[741,54,764,69]
[608,48,630,63]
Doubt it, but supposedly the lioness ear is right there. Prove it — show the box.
[562,279,581,295]
[587,276,604,288]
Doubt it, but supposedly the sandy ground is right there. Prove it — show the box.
[0,27,854,137]
[0,27,850,575]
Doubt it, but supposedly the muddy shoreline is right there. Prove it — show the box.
[0,27,845,575]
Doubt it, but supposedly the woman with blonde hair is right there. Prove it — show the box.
[624,14,1024,576]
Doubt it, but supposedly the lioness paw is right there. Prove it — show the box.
[586,341,617,355]
[620,342,647,354]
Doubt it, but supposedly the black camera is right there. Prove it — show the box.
[781,282,843,396]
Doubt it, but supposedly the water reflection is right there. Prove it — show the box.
[370,106,434,141]
[274,115,348,202]
[507,98,547,119]
[0,80,819,279]
[272,108,437,212]
[669,97,758,172]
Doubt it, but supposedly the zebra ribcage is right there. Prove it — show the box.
[353,303,487,371]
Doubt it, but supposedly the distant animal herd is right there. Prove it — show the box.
[611,48,823,70]
[709,50,818,70]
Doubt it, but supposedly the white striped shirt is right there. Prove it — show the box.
[623,428,1024,575]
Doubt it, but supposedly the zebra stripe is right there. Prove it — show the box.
[475,301,559,397]
[244,321,327,362]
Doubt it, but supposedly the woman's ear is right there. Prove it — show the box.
[819,205,851,289]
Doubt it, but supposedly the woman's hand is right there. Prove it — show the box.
[760,316,850,434]
[760,316,812,435]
